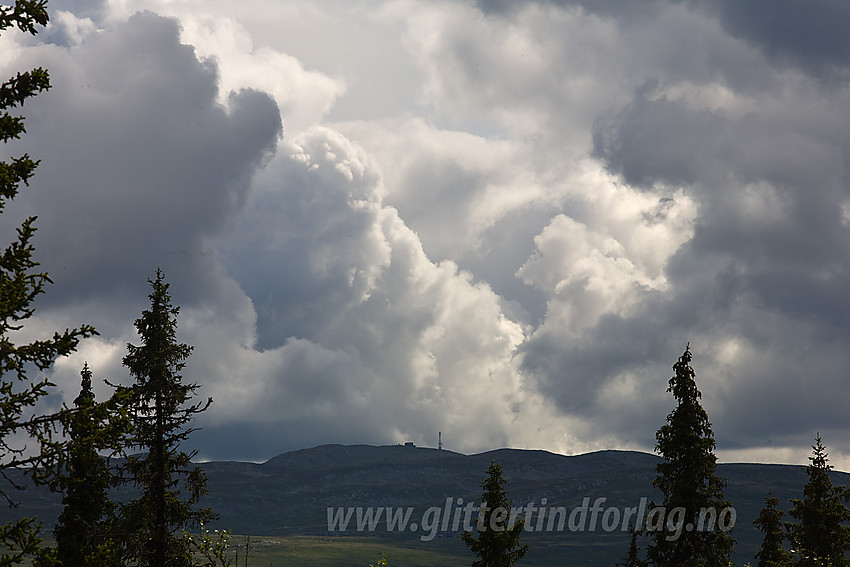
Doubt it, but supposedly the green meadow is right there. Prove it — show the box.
[208,533,628,566]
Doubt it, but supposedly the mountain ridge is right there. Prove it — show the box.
[4,443,845,564]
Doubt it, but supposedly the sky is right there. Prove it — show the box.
[3,0,850,467]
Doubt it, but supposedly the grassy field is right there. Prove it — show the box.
[221,535,470,566]
[7,535,469,567]
[8,531,627,566]
[9,530,760,566]
[219,532,628,566]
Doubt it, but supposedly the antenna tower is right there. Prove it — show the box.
[438,431,442,451]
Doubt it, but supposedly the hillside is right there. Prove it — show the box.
[3,444,844,565]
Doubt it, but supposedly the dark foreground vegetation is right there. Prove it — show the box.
[3,2,850,565]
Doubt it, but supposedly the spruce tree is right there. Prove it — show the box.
[1,1,96,562]
[753,493,789,567]
[117,269,214,567]
[462,460,528,567]
[787,435,850,566]
[647,345,734,567]
[618,526,648,567]
[50,364,127,566]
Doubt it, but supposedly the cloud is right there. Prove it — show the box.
[695,0,850,81]
[188,123,580,459]
[3,12,280,324]
[477,0,850,83]
[5,0,850,468]
[177,15,346,133]
[6,7,581,461]
[396,0,850,466]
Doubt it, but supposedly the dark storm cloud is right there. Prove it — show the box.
[477,0,850,81]
[521,258,850,452]
[218,128,390,351]
[592,85,850,334]
[594,81,848,194]
[47,0,107,22]
[10,12,280,331]
[520,296,673,409]
[540,40,850,452]
[697,0,850,80]
[592,82,729,188]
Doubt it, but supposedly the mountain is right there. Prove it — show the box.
[206,445,664,534]
[2,444,845,565]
